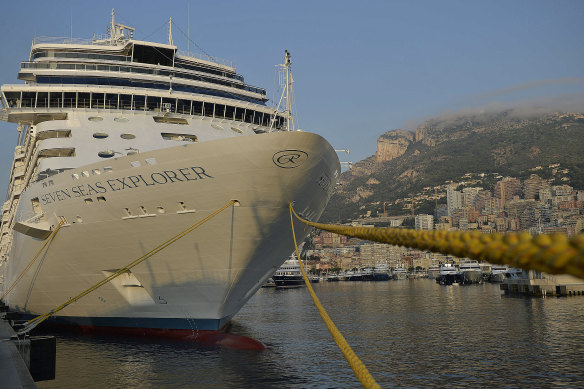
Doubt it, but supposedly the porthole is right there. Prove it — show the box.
[231,127,243,134]
[88,116,103,122]
[98,151,115,158]
[120,133,136,140]
[114,117,129,123]
[211,124,224,131]
[93,132,109,139]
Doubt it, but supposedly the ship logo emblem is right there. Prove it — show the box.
[273,150,309,168]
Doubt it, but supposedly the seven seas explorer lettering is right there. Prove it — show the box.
[39,166,213,205]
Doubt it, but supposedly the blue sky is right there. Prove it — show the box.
[1,0,583,195]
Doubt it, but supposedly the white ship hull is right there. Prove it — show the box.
[3,131,339,331]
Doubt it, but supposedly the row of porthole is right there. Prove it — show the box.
[93,132,136,139]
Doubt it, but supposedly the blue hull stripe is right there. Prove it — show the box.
[21,314,229,331]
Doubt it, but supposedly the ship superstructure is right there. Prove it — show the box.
[0,12,339,334]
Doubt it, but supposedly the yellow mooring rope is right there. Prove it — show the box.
[290,206,584,280]
[289,204,381,389]
[18,200,236,335]
[1,219,65,301]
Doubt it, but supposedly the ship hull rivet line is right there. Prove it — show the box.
[16,200,237,335]
[289,204,381,389]
[289,205,584,281]
[1,219,66,302]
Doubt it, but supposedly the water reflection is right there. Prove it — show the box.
[38,280,584,388]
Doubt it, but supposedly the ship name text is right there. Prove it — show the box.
[39,166,213,205]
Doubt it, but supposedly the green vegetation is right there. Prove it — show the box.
[322,111,584,222]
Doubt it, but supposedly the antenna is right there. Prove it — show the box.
[168,17,173,46]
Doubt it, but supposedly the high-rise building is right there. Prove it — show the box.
[494,177,522,205]
[523,174,549,200]
[447,184,463,217]
[415,214,434,230]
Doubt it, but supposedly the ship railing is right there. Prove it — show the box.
[19,62,266,96]
[176,51,235,69]
[32,36,124,47]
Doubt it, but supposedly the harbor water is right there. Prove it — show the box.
[38,280,584,388]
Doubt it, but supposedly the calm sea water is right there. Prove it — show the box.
[37,280,584,388]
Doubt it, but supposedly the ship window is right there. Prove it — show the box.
[177,99,191,115]
[88,116,103,122]
[132,44,174,67]
[120,133,136,140]
[82,171,89,177]
[153,116,188,125]
[93,132,109,139]
[119,95,132,110]
[123,208,132,217]
[211,124,224,131]
[114,116,129,123]
[49,92,62,108]
[145,96,161,112]
[37,92,48,108]
[225,105,235,119]
[130,161,141,167]
[84,198,93,204]
[91,93,105,109]
[22,92,35,108]
[133,95,145,111]
[192,101,203,116]
[92,169,101,175]
[98,151,115,158]
[78,93,90,108]
[231,127,243,134]
[203,102,214,117]
[162,98,175,113]
[105,94,118,109]
[215,104,226,118]
[103,166,113,172]
[97,196,106,202]
[72,173,79,179]
[235,108,245,122]
[157,206,165,214]
[63,92,76,108]
[145,158,157,165]
[76,215,83,223]
[161,133,198,142]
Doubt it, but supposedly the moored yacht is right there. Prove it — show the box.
[436,263,461,285]
[0,12,338,337]
[392,267,407,280]
[459,260,483,284]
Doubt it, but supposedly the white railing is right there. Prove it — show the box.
[176,51,235,69]
[32,36,123,46]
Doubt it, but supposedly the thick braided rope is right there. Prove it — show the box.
[290,207,584,280]
[290,205,381,389]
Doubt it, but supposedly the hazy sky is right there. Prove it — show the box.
[1,0,583,195]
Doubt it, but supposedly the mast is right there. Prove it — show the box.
[271,50,295,132]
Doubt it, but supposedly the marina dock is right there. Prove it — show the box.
[0,316,36,388]
[0,303,56,388]
[500,272,584,297]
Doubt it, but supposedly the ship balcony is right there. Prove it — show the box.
[12,165,25,178]
[37,157,77,174]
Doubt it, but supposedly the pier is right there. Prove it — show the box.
[500,272,584,297]
[0,302,56,388]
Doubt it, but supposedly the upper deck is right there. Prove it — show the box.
[5,15,267,108]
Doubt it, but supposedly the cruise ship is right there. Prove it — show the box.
[0,12,339,338]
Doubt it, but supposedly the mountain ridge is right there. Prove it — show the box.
[322,110,584,222]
